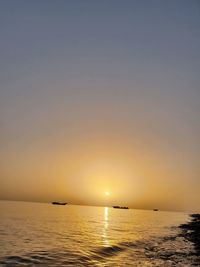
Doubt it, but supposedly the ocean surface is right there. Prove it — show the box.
[0,201,195,266]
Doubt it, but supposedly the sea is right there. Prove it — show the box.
[0,201,196,266]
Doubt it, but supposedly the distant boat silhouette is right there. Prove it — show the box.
[51,202,67,205]
[113,206,129,209]
[153,209,159,211]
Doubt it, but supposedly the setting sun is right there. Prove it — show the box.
[105,192,110,196]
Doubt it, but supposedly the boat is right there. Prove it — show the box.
[113,206,129,209]
[51,202,67,205]
[153,209,159,211]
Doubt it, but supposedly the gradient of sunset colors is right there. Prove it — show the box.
[0,1,199,212]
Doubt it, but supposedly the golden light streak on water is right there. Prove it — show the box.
[102,207,109,247]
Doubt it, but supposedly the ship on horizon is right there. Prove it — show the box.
[113,206,129,209]
[51,202,67,205]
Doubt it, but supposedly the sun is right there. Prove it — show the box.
[105,191,110,196]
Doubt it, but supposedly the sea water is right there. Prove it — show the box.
[0,201,195,266]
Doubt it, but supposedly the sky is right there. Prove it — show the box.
[0,0,200,212]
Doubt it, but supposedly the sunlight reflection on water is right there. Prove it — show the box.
[102,207,109,247]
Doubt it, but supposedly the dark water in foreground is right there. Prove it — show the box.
[0,201,196,266]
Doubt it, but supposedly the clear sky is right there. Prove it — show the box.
[0,0,199,211]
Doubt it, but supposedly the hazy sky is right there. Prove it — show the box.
[0,0,200,212]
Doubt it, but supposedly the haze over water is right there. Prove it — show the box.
[0,201,195,266]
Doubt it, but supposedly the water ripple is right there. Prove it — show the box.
[0,202,195,266]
